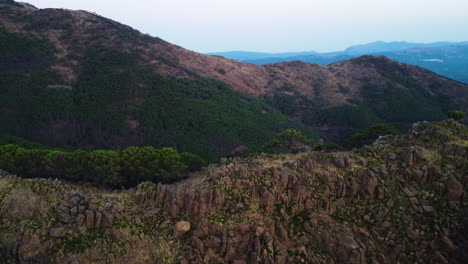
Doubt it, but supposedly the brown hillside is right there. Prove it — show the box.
[1,2,467,111]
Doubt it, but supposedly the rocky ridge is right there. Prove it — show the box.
[0,120,466,263]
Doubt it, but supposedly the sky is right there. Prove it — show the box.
[26,0,468,53]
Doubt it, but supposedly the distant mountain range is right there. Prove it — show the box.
[209,41,468,83]
[208,51,319,60]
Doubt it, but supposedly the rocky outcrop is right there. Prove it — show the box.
[0,120,467,263]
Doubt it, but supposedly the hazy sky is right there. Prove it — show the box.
[27,0,468,53]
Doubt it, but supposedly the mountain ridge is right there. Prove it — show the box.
[212,41,468,84]
[210,41,468,60]
[0,1,467,157]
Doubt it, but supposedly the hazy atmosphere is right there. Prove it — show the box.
[27,0,468,52]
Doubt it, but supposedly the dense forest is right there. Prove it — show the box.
[0,30,307,161]
[0,143,205,187]
[0,29,462,161]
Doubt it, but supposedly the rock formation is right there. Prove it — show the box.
[0,120,467,263]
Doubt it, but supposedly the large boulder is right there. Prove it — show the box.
[174,220,191,238]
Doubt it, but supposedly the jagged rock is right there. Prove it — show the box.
[261,190,275,212]
[402,186,415,197]
[410,197,419,205]
[359,159,368,166]
[249,252,259,264]
[174,221,191,238]
[70,206,78,216]
[406,227,419,240]
[102,212,114,227]
[107,253,116,264]
[59,212,73,224]
[85,210,95,229]
[446,176,463,201]
[143,208,160,219]
[440,235,456,251]
[422,206,434,213]
[49,227,66,238]
[69,195,80,205]
[88,248,100,261]
[337,234,360,250]
[159,219,172,229]
[255,227,265,237]
[134,215,141,224]
[94,211,103,227]
[238,223,250,234]
[204,236,221,249]
[380,221,391,228]
[434,251,449,264]
[277,224,289,241]
[111,230,122,241]
[334,157,346,168]
[346,177,360,198]
[75,214,86,225]
[363,174,378,197]
[193,238,205,254]
[402,149,415,166]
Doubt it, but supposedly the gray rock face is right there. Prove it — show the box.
[49,227,67,238]
[85,210,95,229]
[75,214,86,226]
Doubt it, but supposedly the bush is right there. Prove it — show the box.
[87,150,122,186]
[263,129,314,153]
[313,143,339,152]
[344,123,400,149]
[0,144,206,188]
[0,144,22,172]
[0,133,48,149]
[447,110,465,122]
[180,152,207,172]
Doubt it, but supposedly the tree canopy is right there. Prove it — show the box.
[0,144,206,188]
[345,123,400,149]
[447,110,465,123]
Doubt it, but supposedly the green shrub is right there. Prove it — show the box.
[263,129,314,153]
[344,123,400,149]
[447,110,465,122]
[0,133,48,149]
[0,144,206,188]
[180,152,207,172]
[87,150,122,186]
[313,143,339,152]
